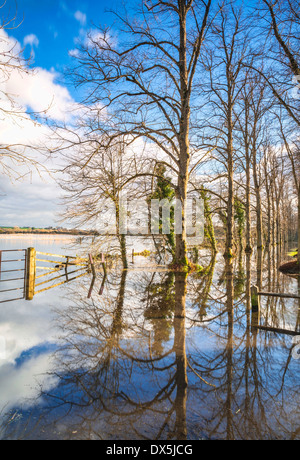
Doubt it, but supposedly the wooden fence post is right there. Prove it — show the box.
[101,253,107,277]
[89,254,96,278]
[25,248,36,301]
[251,285,261,313]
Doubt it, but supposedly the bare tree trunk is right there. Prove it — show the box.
[298,185,300,265]
[256,188,264,251]
[252,149,263,251]
[176,175,189,265]
[174,272,188,439]
[276,200,281,261]
[245,147,252,253]
[225,259,234,439]
[257,247,263,291]
[116,202,128,269]
[225,103,234,260]
[119,234,128,270]
[176,5,190,266]
[271,183,276,258]
[264,166,272,250]
[111,270,127,336]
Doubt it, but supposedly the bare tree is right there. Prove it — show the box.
[235,81,254,254]
[277,116,300,263]
[249,0,300,127]
[256,0,300,263]
[59,133,152,269]
[200,3,252,259]
[68,0,213,267]
[0,2,44,180]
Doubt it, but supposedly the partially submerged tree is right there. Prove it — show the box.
[69,0,213,267]
[149,163,176,260]
[199,188,218,254]
[60,135,150,269]
[234,197,245,253]
[278,119,300,264]
[200,3,252,259]
[256,0,300,264]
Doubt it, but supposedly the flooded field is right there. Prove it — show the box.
[0,235,299,440]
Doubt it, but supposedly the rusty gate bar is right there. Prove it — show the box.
[36,251,79,259]
[0,249,27,303]
[0,269,25,274]
[35,268,61,279]
[35,267,87,288]
[0,287,24,293]
[34,270,87,295]
[33,250,88,298]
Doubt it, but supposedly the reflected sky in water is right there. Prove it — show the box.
[0,236,299,440]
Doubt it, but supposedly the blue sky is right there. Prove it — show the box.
[4,0,119,95]
[0,1,123,227]
[0,0,260,228]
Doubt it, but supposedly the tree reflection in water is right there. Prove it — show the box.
[41,270,191,440]
[2,252,300,440]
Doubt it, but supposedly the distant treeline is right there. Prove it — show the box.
[0,227,96,236]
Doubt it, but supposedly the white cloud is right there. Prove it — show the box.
[5,67,76,122]
[0,172,62,227]
[68,48,79,58]
[69,28,115,59]
[0,28,81,226]
[0,354,58,414]
[23,34,39,48]
[0,29,76,123]
[0,28,109,227]
[0,286,68,413]
[74,10,87,26]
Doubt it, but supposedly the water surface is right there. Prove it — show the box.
[0,236,299,440]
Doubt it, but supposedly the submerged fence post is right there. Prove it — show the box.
[251,285,261,313]
[101,253,107,277]
[250,285,260,331]
[89,254,96,278]
[25,248,36,301]
[65,256,69,282]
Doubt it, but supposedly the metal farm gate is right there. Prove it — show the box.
[0,248,89,304]
[33,249,88,298]
[0,249,27,304]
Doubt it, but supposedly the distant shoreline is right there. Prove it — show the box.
[0,229,95,236]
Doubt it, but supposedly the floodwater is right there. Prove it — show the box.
[0,235,299,440]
